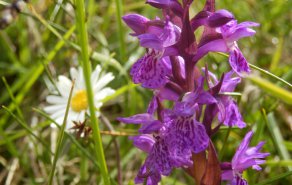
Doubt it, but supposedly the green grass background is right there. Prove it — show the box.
[0,0,291,184]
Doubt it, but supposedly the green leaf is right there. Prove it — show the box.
[255,171,292,185]
[248,75,292,105]
[48,80,74,185]
[263,111,291,171]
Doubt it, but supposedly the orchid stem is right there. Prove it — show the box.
[74,0,110,184]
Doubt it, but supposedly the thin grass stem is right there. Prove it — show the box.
[216,52,292,88]
[114,0,126,61]
[74,0,110,184]
[48,81,75,185]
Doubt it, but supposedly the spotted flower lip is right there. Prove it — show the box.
[222,131,270,184]
[124,17,180,89]
[134,135,177,185]
[44,65,115,130]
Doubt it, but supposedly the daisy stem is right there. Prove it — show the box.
[74,0,111,184]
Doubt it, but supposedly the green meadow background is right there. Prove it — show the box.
[0,0,291,184]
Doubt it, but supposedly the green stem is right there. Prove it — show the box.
[114,0,126,61]
[74,0,110,184]
[249,63,292,88]
[218,127,231,160]
[48,81,74,185]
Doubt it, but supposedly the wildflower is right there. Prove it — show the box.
[206,70,246,128]
[194,16,259,76]
[221,131,269,185]
[123,15,180,89]
[44,65,115,130]
[166,87,215,164]
[133,134,177,185]
[121,0,267,184]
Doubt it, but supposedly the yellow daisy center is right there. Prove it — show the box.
[71,90,88,112]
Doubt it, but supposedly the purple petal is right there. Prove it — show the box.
[231,176,248,185]
[194,39,228,62]
[145,137,174,175]
[229,48,251,76]
[233,131,254,165]
[228,27,256,43]
[147,96,158,115]
[218,19,238,37]
[138,34,163,50]
[168,117,209,155]
[130,53,170,89]
[139,120,164,133]
[192,121,209,153]
[135,164,162,185]
[221,71,241,92]
[159,20,180,47]
[122,14,149,35]
[190,10,210,30]
[156,86,180,101]
[197,92,217,104]
[173,101,198,117]
[217,100,226,123]
[146,0,183,17]
[184,91,217,105]
[237,21,260,29]
[223,100,246,128]
[146,172,161,185]
[163,46,179,56]
[221,169,233,181]
[130,135,155,153]
[207,9,234,28]
[117,113,154,124]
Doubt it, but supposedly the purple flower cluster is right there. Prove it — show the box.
[119,0,269,184]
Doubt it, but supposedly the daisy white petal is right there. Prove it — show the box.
[44,65,115,133]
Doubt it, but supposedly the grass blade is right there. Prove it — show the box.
[248,75,292,105]
[262,110,291,171]
[0,26,76,127]
[255,171,292,185]
[114,0,126,61]
[48,81,74,185]
[75,0,110,184]
[1,106,53,155]
[216,52,292,88]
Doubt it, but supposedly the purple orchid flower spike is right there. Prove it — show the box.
[221,131,270,185]
[195,18,259,76]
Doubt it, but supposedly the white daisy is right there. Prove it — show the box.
[44,65,115,130]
